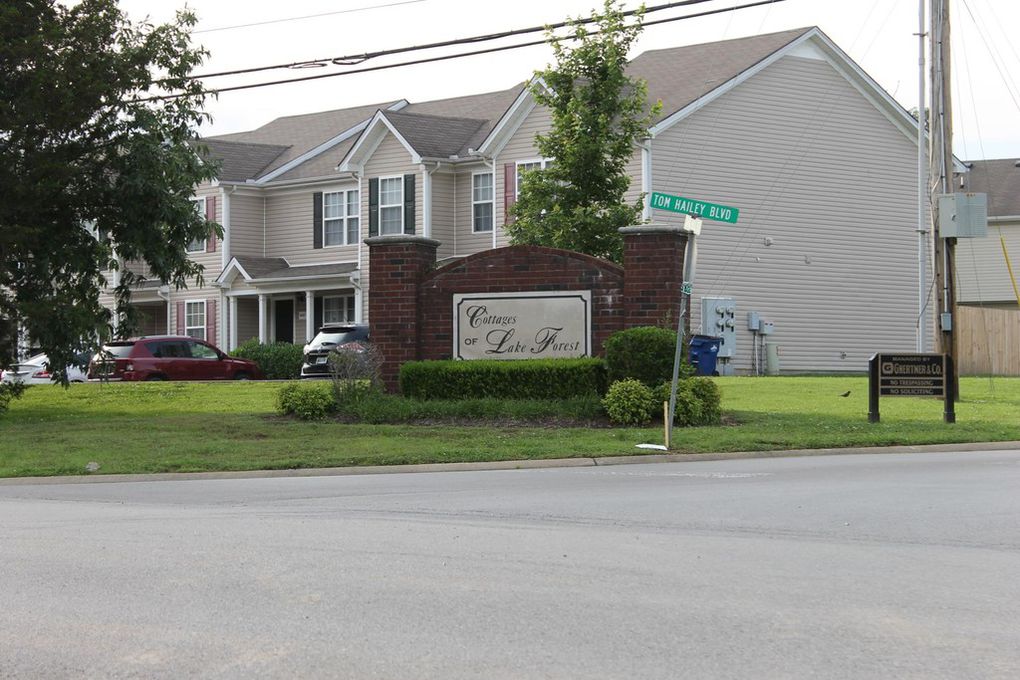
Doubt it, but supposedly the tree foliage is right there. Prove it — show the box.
[0,0,217,381]
[505,0,660,263]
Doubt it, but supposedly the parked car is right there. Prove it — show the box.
[1,352,89,385]
[88,336,263,381]
[300,324,370,378]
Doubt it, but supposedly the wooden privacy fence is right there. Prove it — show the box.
[956,305,1020,376]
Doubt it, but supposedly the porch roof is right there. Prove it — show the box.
[218,256,358,286]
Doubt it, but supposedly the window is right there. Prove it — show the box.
[187,197,206,253]
[185,301,206,340]
[379,176,403,235]
[472,172,493,232]
[188,341,219,359]
[516,159,553,199]
[323,189,360,246]
[323,295,356,324]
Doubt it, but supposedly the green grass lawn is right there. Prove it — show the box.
[1,376,1018,478]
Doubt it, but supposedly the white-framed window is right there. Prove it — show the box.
[515,159,553,199]
[185,300,206,340]
[323,188,360,246]
[472,172,494,232]
[379,176,404,235]
[187,197,206,253]
[323,295,356,324]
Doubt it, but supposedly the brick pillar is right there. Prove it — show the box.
[620,224,689,332]
[365,234,440,392]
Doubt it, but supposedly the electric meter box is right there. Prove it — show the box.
[937,192,988,238]
[701,296,736,358]
[759,320,775,335]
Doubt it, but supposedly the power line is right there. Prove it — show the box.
[145,0,788,101]
[183,0,725,82]
[192,0,428,35]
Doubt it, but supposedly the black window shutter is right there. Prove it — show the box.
[368,178,379,237]
[403,174,415,235]
[314,296,323,332]
[313,192,323,249]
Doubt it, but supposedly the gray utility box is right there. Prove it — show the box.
[701,296,736,358]
[937,192,988,238]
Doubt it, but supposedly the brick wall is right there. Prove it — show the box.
[367,226,689,392]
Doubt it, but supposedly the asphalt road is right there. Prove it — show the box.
[2,450,1019,679]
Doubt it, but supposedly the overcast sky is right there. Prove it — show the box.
[117,0,1020,160]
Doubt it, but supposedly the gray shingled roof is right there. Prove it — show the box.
[384,111,488,158]
[200,29,813,182]
[256,262,358,281]
[234,256,289,279]
[961,159,1020,217]
[628,27,814,125]
[194,139,289,182]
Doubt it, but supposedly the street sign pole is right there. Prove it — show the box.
[666,215,701,448]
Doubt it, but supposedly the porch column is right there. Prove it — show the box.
[258,294,268,343]
[229,296,238,351]
[354,287,364,323]
[305,290,315,342]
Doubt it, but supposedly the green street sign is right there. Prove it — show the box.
[650,191,740,224]
[681,281,693,295]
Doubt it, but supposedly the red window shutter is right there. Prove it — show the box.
[503,163,516,225]
[205,196,217,252]
[176,301,185,335]
[206,298,217,347]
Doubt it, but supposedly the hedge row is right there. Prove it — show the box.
[399,358,608,400]
[231,340,304,380]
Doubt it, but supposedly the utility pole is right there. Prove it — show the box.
[929,0,959,397]
[916,0,928,353]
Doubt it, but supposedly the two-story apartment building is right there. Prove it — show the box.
[107,26,940,373]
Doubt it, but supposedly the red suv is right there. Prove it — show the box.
[88,336,263,381]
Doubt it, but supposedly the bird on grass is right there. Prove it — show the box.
[838,390,851,397]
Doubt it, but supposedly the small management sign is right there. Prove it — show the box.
[453,291,591,360]
[869,353,955,423]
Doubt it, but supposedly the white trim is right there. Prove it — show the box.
[184,299,207,341]
[337,110,422,173]
[514,158,551,199]
[470,169,494,233]
[473,77,548,157]
[321,294,356,325]
[640,140,652,222]
[378,174,405,235]
[422,164,433,238]
[219,187,231,271]
[216,257,253,285]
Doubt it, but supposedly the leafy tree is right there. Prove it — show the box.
[0,0,217,382]
[505,0,660,263]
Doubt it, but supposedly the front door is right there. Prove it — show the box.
[274,299,294,343]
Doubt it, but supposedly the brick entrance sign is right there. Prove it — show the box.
[366,225,689,392]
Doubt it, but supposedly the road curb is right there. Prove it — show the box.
[2,440,1018,486]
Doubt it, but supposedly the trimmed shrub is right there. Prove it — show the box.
[399,358,607,400]
[345,393,605,425]
[232,340,304,379]
[604,326,694,386]
[602,379,654,426]
[652,377,722,427]
[276,381,336,420]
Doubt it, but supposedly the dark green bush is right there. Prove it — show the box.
[232,340,304,379]
[0,381,28,415]
[652,377,722,427]
[276,381,336,420]
[604,326,694,386]
[399,358,607,400]
[602,379,654,426]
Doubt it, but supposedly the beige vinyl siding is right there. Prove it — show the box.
[167,285,223,343]
[190,184,223,279]
[360,131,423,324]
[494,103,552,248]
[652,55,927,373]
[956,221,1020,304]
[235,296,259,345]
[431,170,456,259]
[229,192,265,257]
[264,187,359,266]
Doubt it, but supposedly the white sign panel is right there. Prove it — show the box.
[453,291,592,360]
